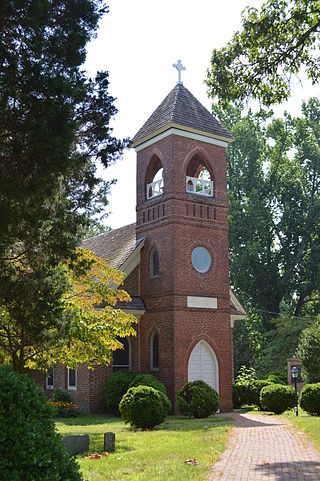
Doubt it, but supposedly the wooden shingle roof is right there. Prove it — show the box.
[131,84,233,147]
[81,223,139,270]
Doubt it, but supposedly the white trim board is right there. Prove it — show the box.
[187,296,218,309]
[134,128,229,152]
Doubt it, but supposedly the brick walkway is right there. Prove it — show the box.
[207,412,320,481]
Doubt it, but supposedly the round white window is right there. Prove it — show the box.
[191,246,211,273]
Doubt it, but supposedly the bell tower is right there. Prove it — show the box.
[131,65,234,412]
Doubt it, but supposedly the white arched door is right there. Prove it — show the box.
[188,341,219,393]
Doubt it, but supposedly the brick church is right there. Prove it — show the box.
[41,67,246,413]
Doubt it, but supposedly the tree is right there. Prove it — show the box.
[206,0,320,106]
[298,318,320,383]
[80,223,112,241]
[258,310,309,374]
[0,0,127,264]
[0,248,137,372]
[233,311,263,374]
[0,1,131,370]
[213,99,320,323]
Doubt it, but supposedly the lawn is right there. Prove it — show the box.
[56,415,233,481]
[281,410,320,452]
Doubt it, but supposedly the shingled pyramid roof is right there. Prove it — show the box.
[131,84,233,147]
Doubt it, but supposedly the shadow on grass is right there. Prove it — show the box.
[149,415,234,433]
[56,415,122,426]
[57,414,234,433]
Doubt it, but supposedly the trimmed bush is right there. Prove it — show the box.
[260,383,295,414]
[53,387,73,403]
[177,380,219,418]
[0,366,82,481]
[104,370,137,416]
[129,373,171,414]
[250,380,273,408]
[300,383,320,415]
[129,373,166,394]
[232,383,248,408]
[119,385,166,429]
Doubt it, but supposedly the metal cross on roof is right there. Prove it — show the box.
[173,59,186,85]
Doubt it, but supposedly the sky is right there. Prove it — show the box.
[85,0,320,229]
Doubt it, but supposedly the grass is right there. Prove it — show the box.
[281,410,320,452]
[56,414,233,481]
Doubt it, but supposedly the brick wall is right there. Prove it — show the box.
[136,133,233,412]
[123,265,140,295]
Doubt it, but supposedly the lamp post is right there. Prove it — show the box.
[291,366,299,416]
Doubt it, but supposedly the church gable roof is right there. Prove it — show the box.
[81,223,139,270]
[131,84,233,147]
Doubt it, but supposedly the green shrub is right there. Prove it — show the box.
[177,380,219,418]
[232,383,248,408]
[53,387,73,403]
[48,401,79,418]
[260,383,295,414]
[233,366,258,407]
[265,373,286,385]
[300,383,320,415]
[250,380,273,408]
[129,373,171,413]
[235,365,257,384]
[119,385,166,429]
[233,380,273,409]
[0,366,82,481]
[129,373,166,394]
[104,370,137,416]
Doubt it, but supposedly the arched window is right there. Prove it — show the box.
[186,155,213,197]
[145,155,164,200]
[150,247,159,278]
[150,332,159,371]
[113,338,131,372]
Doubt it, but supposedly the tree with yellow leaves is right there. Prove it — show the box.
[0,248,136,373]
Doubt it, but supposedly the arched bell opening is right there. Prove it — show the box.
[186,155,214,197]
[145,155,164,200]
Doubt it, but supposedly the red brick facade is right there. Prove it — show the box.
[136,135,233,412]
[34,86,235,414]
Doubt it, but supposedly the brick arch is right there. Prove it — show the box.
[145,150,164,185]
[185,333,222,369]
[147,322,161,339]
[182,146,215,182]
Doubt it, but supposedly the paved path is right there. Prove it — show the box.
[208,412,320,481]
